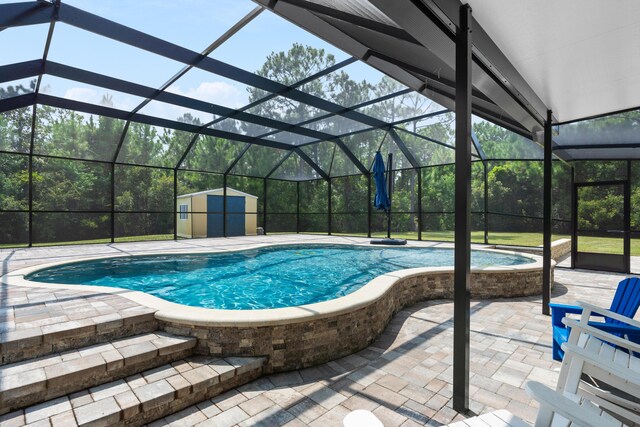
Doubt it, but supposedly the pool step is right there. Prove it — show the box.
[0,332,196,415]
[0,356,265,427]
[1,306,158,365]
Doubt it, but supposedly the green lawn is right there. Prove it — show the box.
[3,232,639,255]
[0,234,174,249]
[317,231,551,247]
[306,231,640,255]
[576,236,630,255]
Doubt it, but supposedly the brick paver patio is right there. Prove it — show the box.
[146,267,624,427]
[0,235,634,426]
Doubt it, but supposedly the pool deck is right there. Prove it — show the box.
[0,234,634,426]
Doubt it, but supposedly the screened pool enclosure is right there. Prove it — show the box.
[1,0,579,249]
[1,1,639,258]
[4,0,640,416]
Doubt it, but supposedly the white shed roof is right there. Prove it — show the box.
[177,188,258,200]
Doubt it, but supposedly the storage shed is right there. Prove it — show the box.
[176,188,258,238]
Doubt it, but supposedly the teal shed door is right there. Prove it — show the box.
[206,196,223,237]
[207,195,245,237]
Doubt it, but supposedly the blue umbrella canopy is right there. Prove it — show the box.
[372,151,390,211]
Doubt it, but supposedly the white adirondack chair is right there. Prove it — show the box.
[346,380,624,427]
[351,302,640,427]
[446,381,624,427]
[343,409,384,427]
[556,302,640,425]
[557,301,640,425]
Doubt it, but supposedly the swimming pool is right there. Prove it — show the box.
[26,244,533,310]
[9,242,547,372]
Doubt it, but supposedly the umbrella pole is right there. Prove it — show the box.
[387,153,392,239]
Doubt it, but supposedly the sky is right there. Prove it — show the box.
[1,0,392,125]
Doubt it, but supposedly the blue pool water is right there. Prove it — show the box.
[26,245,532,310]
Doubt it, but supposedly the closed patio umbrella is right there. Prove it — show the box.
[372,151,391,212]
[371,151,406,245]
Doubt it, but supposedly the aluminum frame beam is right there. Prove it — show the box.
[427,0,549,121]
[265,151,294,179]
[41,61,338,143]
[53,4,389,129]
[334,139,369,175]
[2,59,387,175]
[27,0,59,247]
[0,2,467,178]
[392,127,457,152]
[224,144,252,176]
[257,0,545,138]
[542,110,552,315]
[0,93,36,113]
[554,143,640,151]
[0,60,43,83]
[0,2,52,29]
[294,148,330,180]
[370,0,546,134]
[130,6,264,117]
[34,94,294,150]
[453,3,472,412]
[388,128,420,169]
[470,129,487,162]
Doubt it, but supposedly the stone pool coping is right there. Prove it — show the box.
[2,242,550,371]
[1,242,546,328]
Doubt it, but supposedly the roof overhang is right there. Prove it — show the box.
[259,0,640,160]
[256,0,549,139]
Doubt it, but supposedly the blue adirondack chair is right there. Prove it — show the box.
[549,277,640,361]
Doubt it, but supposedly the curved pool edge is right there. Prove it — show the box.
[2,243,551,373]
[2,244,546,328]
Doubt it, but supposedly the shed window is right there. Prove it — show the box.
[179,204,188,220]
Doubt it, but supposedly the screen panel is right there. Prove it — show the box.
[33,212,110,244]
[34,106,125,161]
[0,107,33,154]
[32,157,111,212]
[0,153,29,211]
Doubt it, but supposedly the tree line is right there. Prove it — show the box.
[1,44,638,245]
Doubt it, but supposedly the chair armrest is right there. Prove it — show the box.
[525,381,621,427]
[549,303,604,327]
[588,321,640,340]
[561,341,640,386]
[549,302,606,317]
[549,302,583,315]
[577,301,640,329]
[549,303,582,327]
[563,318,640,354]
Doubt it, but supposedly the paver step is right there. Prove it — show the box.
[0,332,197,415]
[0,356,266,427]
[1,306,158,365]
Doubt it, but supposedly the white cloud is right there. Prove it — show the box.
[56,80,248,126]
[139,101,214,125]
[63,87,140,112]
[64,87,100,104]
[167,81,247,109]
[133,80,250,125]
